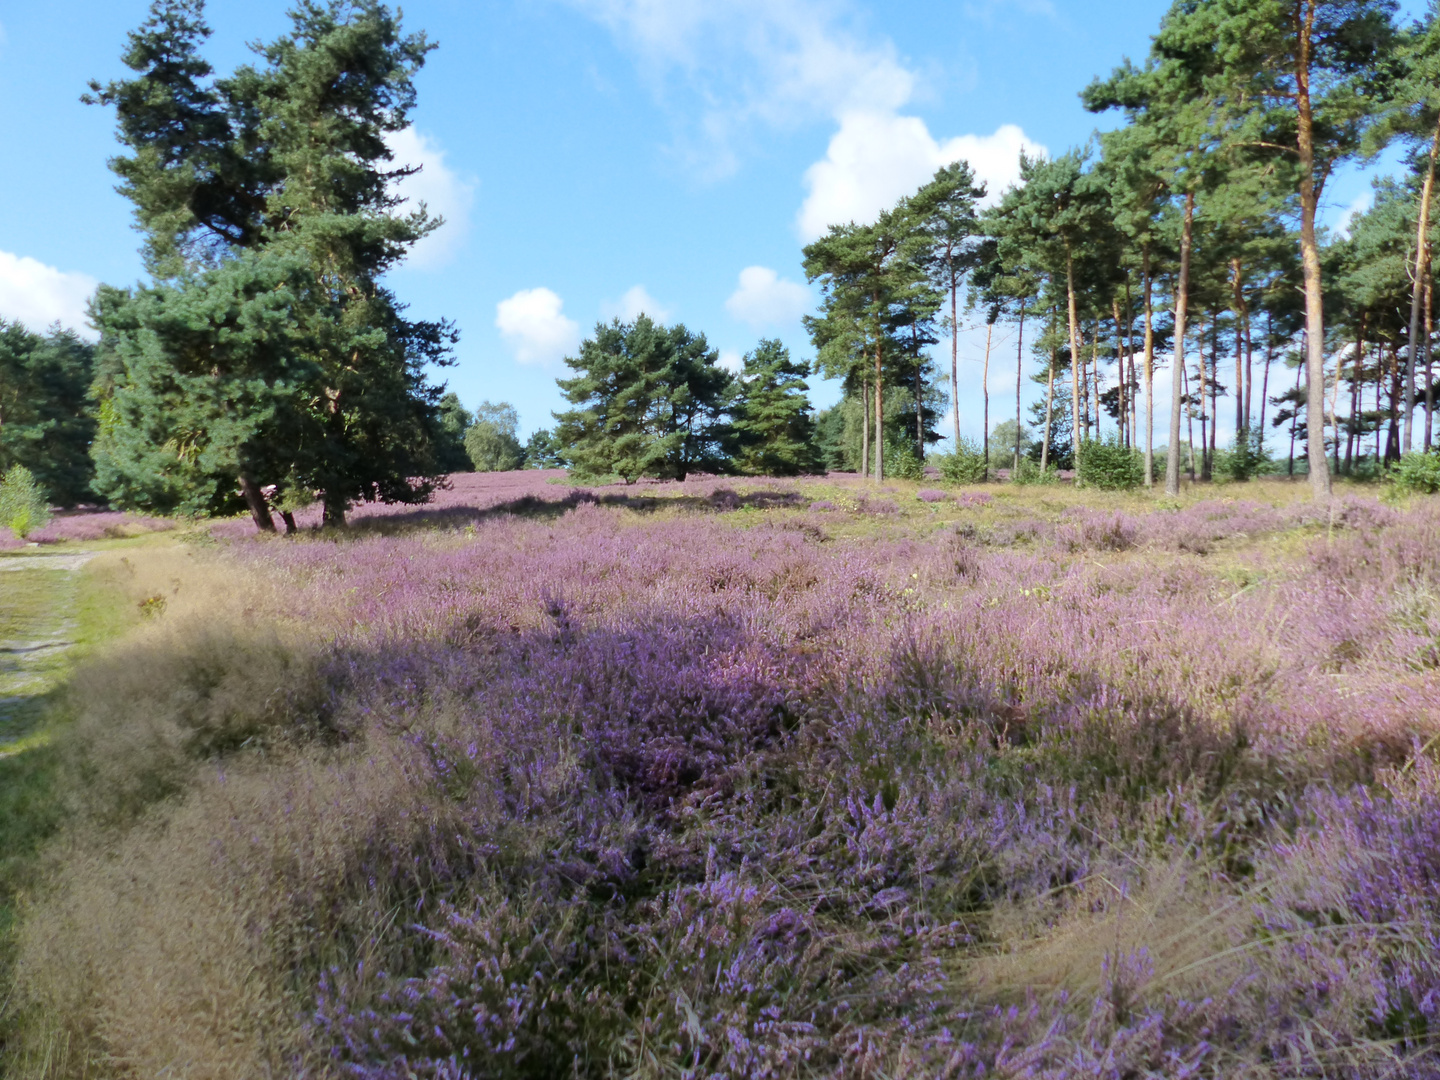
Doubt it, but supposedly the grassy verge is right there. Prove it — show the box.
[0,548,146,1006]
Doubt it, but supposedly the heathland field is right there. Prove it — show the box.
[5,472,1440,1078]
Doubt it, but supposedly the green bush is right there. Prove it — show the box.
[0,464,51,538]
[934,437,988,484]
[1388,450,1440,496]
[883,442,925,481]
[1213,429,1273,483]
[1010,456,1060,485]
[1077,436,1143,491]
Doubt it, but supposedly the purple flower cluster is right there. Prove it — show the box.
[90,474,1440,1074]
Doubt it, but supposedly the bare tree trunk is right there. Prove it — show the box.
[1404,119,1440,451]
[861,375,869,477]
[951,278,961,446]
[239,476,276,533]
[1427,276,1435,450]
[1330,327,1345,474]
[1386,344,1401,463]
[1143,247,1155,486]
[874,339,884,482]
[1183,365,1197,482]
[1066,245,1084,469]
[1091,322,1102,437]
[982,321,993,479]
[1166,193,1195,496]
[1124,275,1136,449]
[1041,341,1056,473]
[1198,315,1210,482]
[1113,296,1127,449]
[1231,258,1248,437]
[1347,317,1365,472]
[1015,298,1026,469]
[322,492,347,528]
[1294,0,1332,498]
[1209,313,1219,467]
[1260,311,1275,436]
[912,324,924,459]
[281,511,298,535]
[1289,357,1304,476]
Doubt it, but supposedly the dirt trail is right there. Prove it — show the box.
[0,552,94,755]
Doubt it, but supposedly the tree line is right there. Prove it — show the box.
[799,0,1440,501]
[8,0,1440,520]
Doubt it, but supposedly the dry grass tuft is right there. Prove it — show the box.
[972,856,1250,1009]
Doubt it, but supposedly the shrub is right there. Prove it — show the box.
[1010,456,1060,485]
[916,488,949,503]
[935,437,988,485]
[882,441,925,481]
[1388,450,1440,497]
[0,465,51,538]
[1213,429,1273,483]
[1077,436,1143,490]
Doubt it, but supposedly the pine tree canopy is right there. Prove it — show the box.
[87,0,454,529]
[554,316,733,483]
[731,340,821,476]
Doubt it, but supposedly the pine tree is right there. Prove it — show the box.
[553,317,732,483]
[0,321,97,507]
[1154,0,1398,497]
[730,340,820,476]
[87,0,455,529]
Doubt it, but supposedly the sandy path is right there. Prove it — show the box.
[0,552,94,755]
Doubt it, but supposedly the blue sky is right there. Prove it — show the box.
[0,0,1417,449]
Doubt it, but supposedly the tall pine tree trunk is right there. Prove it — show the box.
[239,475,276,532]
[1260,311,1275,436]
[1166,193,1195,496]
[1405,119,1440,451]
[1042,339,1056,473]
[1112,297,1127,449]
[951,277,961,446]
[982,321,993,478]
[1143,247,1156,486]
[873,338,884,482]
[1426,277,1435,450]
[1066,245,1084,470]
[1294,3,1332,497]
[1231,258,1249,435]
[861,375,869,477]
[1015,298,1026,469]
[1198,315,1210,482]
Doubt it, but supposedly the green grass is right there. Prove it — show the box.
[0,553,143,995]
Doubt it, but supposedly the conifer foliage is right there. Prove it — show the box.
[86,0,454,530]
[0,322,96,507]
[553,316,733,483]
[730,340,821,476]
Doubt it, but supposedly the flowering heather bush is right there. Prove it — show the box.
[0,508,175,549]
[10,475,1440,1077]
[916,487,949,503]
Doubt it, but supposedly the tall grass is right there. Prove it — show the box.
[6,477,1440,1077]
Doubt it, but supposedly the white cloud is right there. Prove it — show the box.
[385,127,476,269]
[602,284,672,322]
[719,348,744,373]
[1333,190,1373,240]
[725,265,811,327]
[0,251,98,340]
[495,287,582,366]
[567,0,914,176]
[797,117,1044,240]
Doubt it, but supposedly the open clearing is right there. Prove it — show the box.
[3,473,1440,1079]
